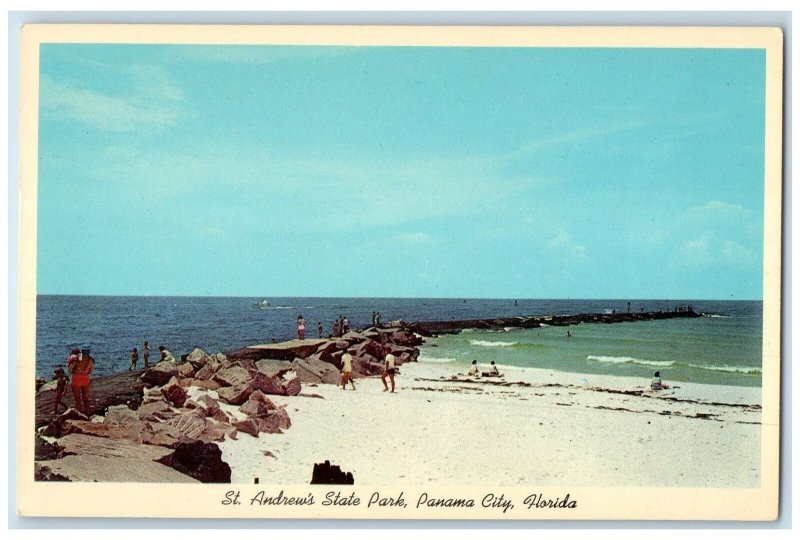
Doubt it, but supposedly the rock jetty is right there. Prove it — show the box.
[34,325,423,483]
[411,309,701,336]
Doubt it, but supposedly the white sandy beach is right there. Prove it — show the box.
[217,361,761,488]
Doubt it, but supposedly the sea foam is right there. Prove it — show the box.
[586,355,675,367]
[688,363,761,374]
[469,340,518,348]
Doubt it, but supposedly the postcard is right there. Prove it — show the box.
[16,24,783,520]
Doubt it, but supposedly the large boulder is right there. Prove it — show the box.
[141,361,179,387]
[55,433,172,461]
[177,362,195,378]
[349,339,385,361]
[185,348,212,369]
[36,454,197,482]
[247,390,276,409]
[190,379,222,391]
[194,363,217,381]
[161,381,188,408]
[137,401,177,423]
[232,419,259,438]
[167,410,207,440]
[198,420,237,443]
[61,420,143,442]
[283,377,302,397]
[352,355,384,377]
[214,365,252,388]
[217,383,253,405]
[273,406,291,430]
[240,399,272,418]
[341,331,368,343]
[291,357,341,385]
[142,421,182,448]
[232,359,257,372]
[250,372,286,396]
[256,415,283,434]
[254,359,291,378]
[157,441,231,483]
[40,408,89,438]
[104,405,142,426]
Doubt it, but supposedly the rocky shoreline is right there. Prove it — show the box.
[33,310,700,483]
[33,324,422,483]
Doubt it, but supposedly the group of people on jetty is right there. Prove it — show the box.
[50,340,177,416]
[296,314,361,340]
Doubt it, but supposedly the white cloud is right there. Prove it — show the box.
[40,69,185,132]
[688,200,745,215]
[682,233,714,267]
[548,230,587,259]
[722,240,756,266]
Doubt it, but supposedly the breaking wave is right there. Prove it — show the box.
[587,355,675,367]
[469,340,518,348]
[688,363,761,375]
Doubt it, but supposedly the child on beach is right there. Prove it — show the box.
[381,353,396,393]
[129,347,139,371]
[340,352,356,390]
[52,367,69,414]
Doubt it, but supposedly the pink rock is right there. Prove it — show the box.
[217,383,252,405]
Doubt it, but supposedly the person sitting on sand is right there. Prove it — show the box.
[52,367,69,414]
[381,353,397,393]
[467,359,479,377]
[651,371,669,390]
[482,361,501,377]
[129,347,139,371]
[340,352,356,390]
[159,346,176,363]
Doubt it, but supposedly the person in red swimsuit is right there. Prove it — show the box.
[68,347,95,416]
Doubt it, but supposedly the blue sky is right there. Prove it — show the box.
[37,45,766,299]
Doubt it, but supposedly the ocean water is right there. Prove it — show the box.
[35,296,762,387]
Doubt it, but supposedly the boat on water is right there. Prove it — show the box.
[257,299,271,309]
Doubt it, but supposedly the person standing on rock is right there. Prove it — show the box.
[340,352,356,390]
[381,352,397,393]
[69,347,95,416]
[143,341,151,368]
[317,321,323,338]
[129,347,139,371]
[333,320,340,337]
[297,315,305,340]
[342,316,349,334]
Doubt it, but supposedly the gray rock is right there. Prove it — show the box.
[217,383,253,405]
[37,454,198,483]
[291,357,341,385]
[214,365,252,388]
[141,361,180,387]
